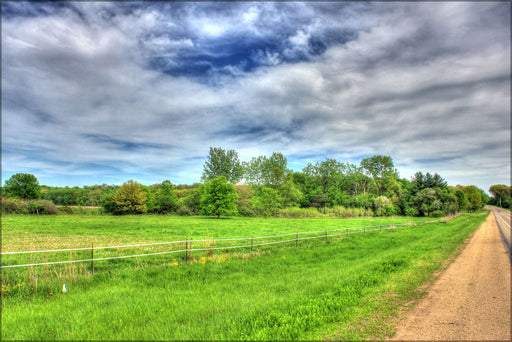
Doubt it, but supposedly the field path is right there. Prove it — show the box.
[391,212,511,341]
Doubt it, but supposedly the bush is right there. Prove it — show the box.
[251,187,282,218]
[385,205,400,216]
[176,205,194,216]
[57,206,74,215]
[404,207,419,217]
[1,197,57,215]
[1,197,26,213]
[278,207,324,218]
[430,210,445,218]
[326,206,374,218]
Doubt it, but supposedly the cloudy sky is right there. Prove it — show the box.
[2,2,510,191]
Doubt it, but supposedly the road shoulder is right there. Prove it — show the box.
[390,212,511,341]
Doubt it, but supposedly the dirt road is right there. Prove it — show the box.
[391,212,511,341]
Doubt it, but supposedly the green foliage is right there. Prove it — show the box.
[374,196,392,216]
[43,184,118,206]
[360,155,395,195]
[251,187,283,217]
[200,176,239,218]
[454,190,469,211]
[243,152,288,188]
[404,207,419,217]
[3,173,41,199]
[0,197,57,214]
[106,180,148,215]
[4,151,489,219]
[140,185,156,213]
[412,188,441,216]
[235,185,255,217]
[430,210,445,218]
[202,147,243,183]
[411,172,447,192]
[344,193,374,209]
[177,186,203,215]
[154,180,178,214]
[456,185,487,211]
[488,184,511,208]
[324,206,374,218]
[278,207,324,218]
[278,175,302,208]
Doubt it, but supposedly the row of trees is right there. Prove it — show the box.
[199,148,492,218]
[2,148,507,217]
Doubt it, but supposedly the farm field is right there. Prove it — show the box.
[2,212,488,340]
[1,214,440,252]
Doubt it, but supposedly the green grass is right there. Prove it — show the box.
[1,214,437,251]
[1,212,488,340]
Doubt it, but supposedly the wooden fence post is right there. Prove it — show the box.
[251,235,253,252]
[185,237,188,262]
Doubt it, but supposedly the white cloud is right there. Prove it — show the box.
[1,2,509,188]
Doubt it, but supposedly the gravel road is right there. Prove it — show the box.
[391,211,511,341]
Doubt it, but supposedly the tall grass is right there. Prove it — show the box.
[1,212,488,340]
[278,206,374,218]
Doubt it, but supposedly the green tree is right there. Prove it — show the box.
[3,173,41,199]
[200,176,239,218]
[360,155,396,196]
[455,189,470,212]
[412,188,440,216]
[243,156,266,186]
[155,180,178,214]
[235,184,255,216]
[411,172,447,193]
[278,175,302,208]
[202,147,243,184]
[251,187,282,217]
[374,196,397,217]
[108,180,147,215]
[457,185,487,211]
[264,152,288,188]
[489,184,511,208]
[243,152,288,188]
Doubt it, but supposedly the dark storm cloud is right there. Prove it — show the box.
[1,2,509,189]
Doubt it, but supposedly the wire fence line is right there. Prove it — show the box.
[1,219,445,269]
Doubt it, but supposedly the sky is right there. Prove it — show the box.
[1,1,510,191]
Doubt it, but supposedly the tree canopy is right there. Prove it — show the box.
[3,173,41,199]
[200,176,239,218]
[202,147,243,184]
[4,149,497,218]
[108,180,148,215]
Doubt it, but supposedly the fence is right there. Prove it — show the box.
[1,220,444,270]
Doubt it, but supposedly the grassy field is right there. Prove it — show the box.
[1,212,488,340]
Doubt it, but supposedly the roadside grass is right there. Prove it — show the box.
[1,212,488,340]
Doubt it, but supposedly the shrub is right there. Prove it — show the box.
[251,187,282,218]
[404,207,419,217]
[58,206,74,215]
[176,205,194,216]
[430,210,445,218]
[385,205,400,216]
[1,197,26,213]
[278,207,323,218]
[0,197,57,215]
[325,206,374,218]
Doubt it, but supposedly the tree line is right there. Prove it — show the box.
[2,147,509,217]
